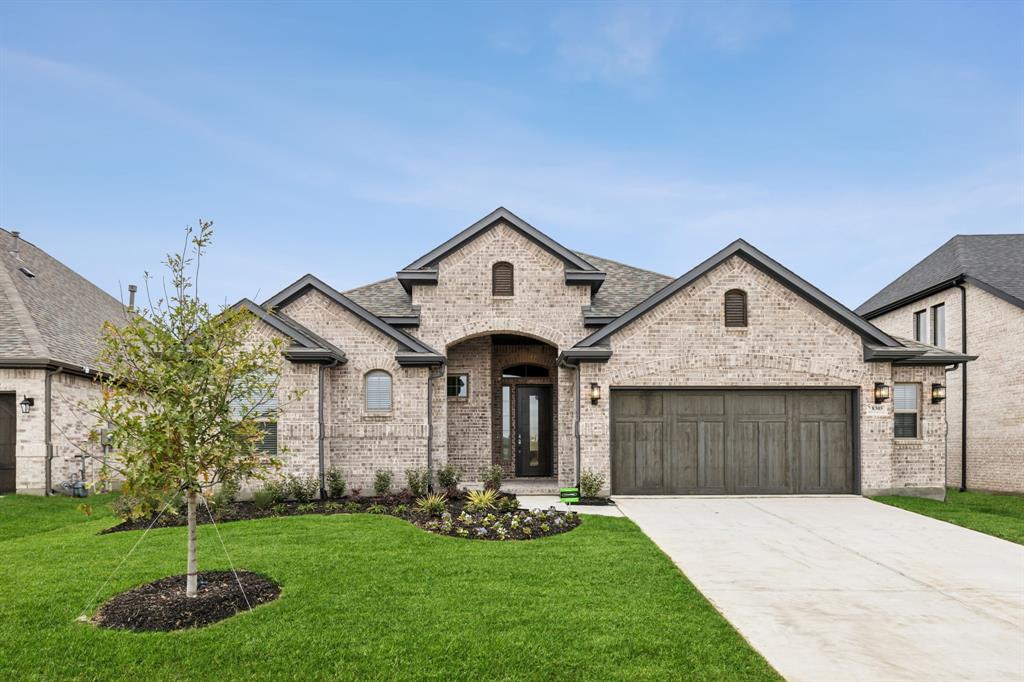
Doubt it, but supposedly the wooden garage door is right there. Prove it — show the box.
[611,390,854,495]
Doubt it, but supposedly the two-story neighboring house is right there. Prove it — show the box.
[858,235,1024,493]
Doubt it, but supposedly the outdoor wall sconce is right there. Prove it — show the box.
[873,382,890,404]
[590,382,601,405]
[19,397,34,414]
[931,383,946,404]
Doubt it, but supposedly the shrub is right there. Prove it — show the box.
[393,504,408,515]
[481,465,503,491]
[324,501,343,513]
[367,503,388,515]
[580,470,607,498]
[373,470,393,496]
[211,477,241,508]
[344,501,361,513]
[297,502,317,514]
[110,495,148,521]
[326,468,346,499]
[436,463,461,490]
[406,467,431,497]
[285,475,319,503]
[262,478,288,505]
[252,487,276,509]
[466,488,498,512]
[415,493,448,517]
[496,495,520,513]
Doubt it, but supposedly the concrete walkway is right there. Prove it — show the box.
[517,495,623,516]
[615,496,1024,682]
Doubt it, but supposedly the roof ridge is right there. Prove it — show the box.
[572,250,673,280]
[0,235,49,357]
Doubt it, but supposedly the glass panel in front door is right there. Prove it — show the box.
[529,394,540,466]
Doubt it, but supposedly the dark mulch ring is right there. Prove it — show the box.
[103,492,586,541]
[92,571,280,632]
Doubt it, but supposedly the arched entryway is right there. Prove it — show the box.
[445,333,558,481]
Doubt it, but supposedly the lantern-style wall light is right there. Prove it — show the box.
[931,383,946,404]
[873,382,890,404]
[590,382,601,405]
[19,397,34,414]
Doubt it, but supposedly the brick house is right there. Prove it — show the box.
[242,208,970,499]
[858,235,1023,494]
[0,229,127,494]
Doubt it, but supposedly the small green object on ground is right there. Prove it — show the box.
[560,487,580,504]
[873,488,1024,545]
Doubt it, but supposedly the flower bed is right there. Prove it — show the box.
[420,507,580,540]
[103,493,581,541]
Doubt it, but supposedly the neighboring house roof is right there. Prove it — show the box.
[262,273,444,365]
[0,228,126,372]
[234,299,346,365]
[857,234,1024,317]
[575,238,900,350]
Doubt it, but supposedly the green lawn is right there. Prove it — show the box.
[0,495,777,681]
[873,488,1024,545]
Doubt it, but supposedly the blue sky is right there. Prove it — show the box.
[1,1,1021,309]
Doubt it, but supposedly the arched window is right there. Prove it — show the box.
[492,262,514,296]
[724,289,747,327]
[365,370,392,411]
[501,364,549,378]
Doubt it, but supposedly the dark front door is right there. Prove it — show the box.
[0,395,16,493]
[515,385,552,476]
[611,389,854,495]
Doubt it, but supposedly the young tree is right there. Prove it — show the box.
[96,221,289,597]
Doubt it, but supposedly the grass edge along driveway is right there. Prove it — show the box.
[0,494,779,681]
[873,488,1024,545]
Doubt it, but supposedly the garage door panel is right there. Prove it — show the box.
[666,393,725,416]
[799,392,848,417]
[821,420,851,491]
[670,419,726,493]
[636,421,665,490]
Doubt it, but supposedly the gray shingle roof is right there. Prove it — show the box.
[344,277,416,317]
[342,251,673,321]
[0,229,127,369]
[857,234,1024,316]
[574,252,673,317]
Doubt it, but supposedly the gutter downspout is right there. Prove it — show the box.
[956,281,968,492]
[317,359,340,499]
[426,365,445,493]
[575,363,582,489]
[44,367,63,496]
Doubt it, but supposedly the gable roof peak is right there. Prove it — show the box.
[403,207,600,273]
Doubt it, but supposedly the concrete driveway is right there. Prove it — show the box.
[615,496,1024,682]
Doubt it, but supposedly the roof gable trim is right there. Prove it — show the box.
[576,239,899,349]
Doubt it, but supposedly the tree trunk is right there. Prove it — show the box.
[186,489,198,597]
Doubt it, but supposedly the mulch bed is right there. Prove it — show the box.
[103,492,583,542]
[574,497,615,506]
[92,571,280,632]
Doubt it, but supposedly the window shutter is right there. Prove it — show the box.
[366,371,392,410]
[724,290,747,327]
[492,262,514,296]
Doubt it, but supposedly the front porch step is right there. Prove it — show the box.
[464,478,561,495]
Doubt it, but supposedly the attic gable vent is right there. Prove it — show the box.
[18,266,36,279]
[724,289,747,327]
[492,262,514,296]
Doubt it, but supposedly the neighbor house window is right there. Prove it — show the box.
[913,310,926,342]
[492,261,514,296]
[931,304,945,347]
[365,370,392,411]
[894,383,919,439]
[447,374,468,398]
[724,289,747,327]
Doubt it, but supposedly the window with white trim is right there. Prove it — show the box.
[447,374,468,398]
[894,383,919,439]
[365,370,392,411]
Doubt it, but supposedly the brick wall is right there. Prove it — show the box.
[871,284,1023,493]
[446,336,492,478]
[577,256,946,497]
